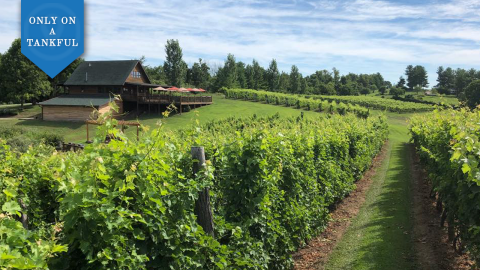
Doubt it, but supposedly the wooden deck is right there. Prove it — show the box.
[139,95,212,105]
[122,93,212,115]
[123,94,213,105]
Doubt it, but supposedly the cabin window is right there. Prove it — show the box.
[131,71,141,78]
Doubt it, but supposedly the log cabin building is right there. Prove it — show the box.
[39,60,212,121]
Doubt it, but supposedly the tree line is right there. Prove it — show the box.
[436,66,480,98]
[1,38,480,108]
[149,40,389,96]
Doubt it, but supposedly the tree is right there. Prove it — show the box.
[455,68,475,97]
[397,76,407,89]
[301,77,309,94]
[405,65,414,89]
[252,60,264,90]
[405,65,428,90]
[163,39,187,87]
[332,68,340,92]
[389,87,405,97]
[464,80,480,108]
[139,55,146,65]
[278,72,289,92]
[0,39,50,109]
[145,64,166,85]
[372,72,384,89]
[189,58,210,88]
[358,74,370,88]
[436,66,455,94]
[338,81,359,96]
[235,61,246,88]
[360,87,370,96]
[223,54,237,88]
[213,54,237,90]
[289,65,301,93]
[245,64,254,89]
[379,86,387,95]
[49,57,84,97]
[319,82,336,95]
[266,59,279,91]
[0,52,3,103]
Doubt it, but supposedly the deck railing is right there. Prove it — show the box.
[122,94,212,104]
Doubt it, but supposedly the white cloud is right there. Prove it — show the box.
[1,0,480,85]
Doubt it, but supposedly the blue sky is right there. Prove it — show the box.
[1,0,480,86]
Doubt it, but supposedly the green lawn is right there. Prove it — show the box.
[0,103,41,118]
[0,103,33,109]
[139,94,321,130]
[324,112,421,270]
[420,94,459,106]
[1,94,321,143]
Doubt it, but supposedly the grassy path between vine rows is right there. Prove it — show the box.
[320,112,473,270]
[322,113,418,270]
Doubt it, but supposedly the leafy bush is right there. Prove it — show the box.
[389,87,405,97]
[0,127,64,152]
[223,88,370,118]
[410,109,480,264]
[0,142,67,269]
[308,92,434,113]
[0,108,19,116]
[464,80,480,108]
[0,111,388,269]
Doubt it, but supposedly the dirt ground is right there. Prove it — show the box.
[409,144,475,270]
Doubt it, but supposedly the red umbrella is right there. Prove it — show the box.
[198,88,206,92]
[168,86,180,91]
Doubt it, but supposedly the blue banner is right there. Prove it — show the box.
[21,0,84,78]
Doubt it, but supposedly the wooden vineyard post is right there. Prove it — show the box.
[191,146,215,237]
[86,122,89,142]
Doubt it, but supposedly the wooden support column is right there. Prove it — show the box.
[148,87,151,114]
[136,85,139,116]
[192,146,214,237]
[86,123,89,142]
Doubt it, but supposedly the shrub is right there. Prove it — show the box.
[464,80,480,108]
[224,89,369,118]
[0,108,19,117]
[410,109,480,265]
[389,87,405,97]
[0,127,64,152]
[0,113,388,270]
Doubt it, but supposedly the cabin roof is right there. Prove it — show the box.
[39,94,114,107]
[64,60,143,86]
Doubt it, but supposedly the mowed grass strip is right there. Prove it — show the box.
[324,116,417,270]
